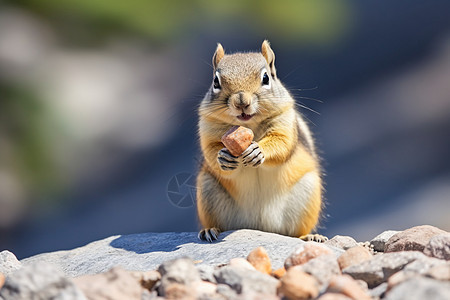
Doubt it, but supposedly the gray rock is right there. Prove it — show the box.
[424,233,450,260]
[196,264,217,283]
[385,225,446,253]
[369,282,388,299]
[325,235,359,251]
[73,267,145,300]
[0,262,86,300]
[402,255,447,275]
[158,257,201,296]
[343,251,426,288]
[298,254,341,291]
[0,250,22,276]
[216,283,238,299]
[21,229,343,277]
[214,265,278,295]
[384,277,450,300]
[426,263,450,281]
[370,230,400,252]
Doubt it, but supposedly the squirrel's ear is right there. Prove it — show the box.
[261,40,276,77]
[212,43,225,69]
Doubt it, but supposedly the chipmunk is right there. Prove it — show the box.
[196,40,325,242]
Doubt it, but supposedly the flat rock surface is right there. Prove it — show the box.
[21,230,343,277]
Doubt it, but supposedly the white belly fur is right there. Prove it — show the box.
[225,165,316,236]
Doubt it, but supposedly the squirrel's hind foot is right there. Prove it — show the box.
[300,234,328,243]
[198,227,221,242]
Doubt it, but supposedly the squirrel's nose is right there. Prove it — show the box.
[232,92,251,110]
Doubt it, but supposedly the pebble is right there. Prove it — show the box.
[284,242,333,269]
[426,263,450,281]
[317,293,352,300]
[343,251,426,288]
[191,280,217,298]
[157,257,201,296]
[164,283,196,300]
[384,225,447,253]
[338,246,373,270]
[325,235,359,251]
[369,282,388,299]
[370,230,400,252]
[272,267,286,279]
[327,274,372,300]
[384,276,450,300]
[140,270,161,291]
[423,233,450,260]
[247,246,272,274]
[214,265,278,295]
[277,266,319,300]
[74,267,144,300]
[196,264,217,283]
[0,262,85,300]
[0,272,5,289]
[229,257,256,271]
[297,254,341,291]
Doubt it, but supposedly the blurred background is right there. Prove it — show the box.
[1,0,450,259]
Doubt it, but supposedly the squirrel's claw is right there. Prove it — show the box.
[218,148,239,170]
[242,142,265,167]
[299,234,328,243]
[198,228,221,242]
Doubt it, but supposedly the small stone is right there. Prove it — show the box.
[337,246,373,270]
[272,267,286,279]
[0,262,85,300]
[327,274,371,300]
[370,230,400,252]
[298,254,341,291]
[355,279,369,292]
[192,280,217,297]
[247,247,272,274]
[387,270,412,289]
[157,257,201,296]
[164,283,196,300]
[74,267,144,300]
[216,283,238,299]
[317,293,352,300]
[384,276,450,300]
[384,225,446,253]
[197,264,217,283]
[140,270,161,291]
[278,266,319,300]
[423,233,450,260]
[0,250,22,276]
[386,255,448,288]
[0,272,5,289]
[426,263,450,281]
[325,235,359,251]
[369,282,388,299]
[229,257,256,271]
[343,251,426,288]
[402,255,446,275]
[214,265,278,295]
[284,242,333,269]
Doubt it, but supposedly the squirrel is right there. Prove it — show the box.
[196,40,325,242]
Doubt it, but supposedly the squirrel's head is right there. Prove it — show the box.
[200,40,294,125]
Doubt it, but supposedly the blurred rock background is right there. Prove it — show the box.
[0,0,449,259]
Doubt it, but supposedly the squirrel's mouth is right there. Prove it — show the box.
[236,113,254,121]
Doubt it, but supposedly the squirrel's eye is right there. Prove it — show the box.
[213,75,221,90]
[262,72,270,85]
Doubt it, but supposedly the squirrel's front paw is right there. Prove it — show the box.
[218,148,239,171]
[242,141,265,167]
